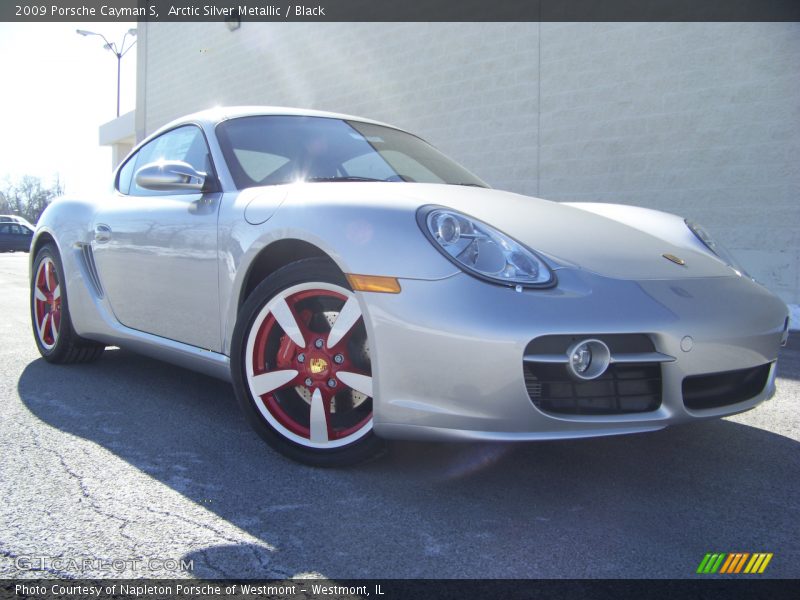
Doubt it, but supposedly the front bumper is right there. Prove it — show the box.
[360,268,788,441]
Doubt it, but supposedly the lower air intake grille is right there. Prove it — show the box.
[682,363,771,410]
[524,334,662,415]
[525,362,662,415]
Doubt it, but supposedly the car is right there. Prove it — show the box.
[29,107,790,466]
[0,214,35,229]
[1,221,33,252]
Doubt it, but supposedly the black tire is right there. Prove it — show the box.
[231,258,385,467]
[31,244,105,364]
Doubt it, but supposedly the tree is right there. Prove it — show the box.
[0,175,64,224]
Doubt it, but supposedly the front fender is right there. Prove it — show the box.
[219,190,460,355]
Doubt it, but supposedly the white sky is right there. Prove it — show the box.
[0,22,137,195]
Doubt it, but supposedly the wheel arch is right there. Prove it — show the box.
[29,229,60,274]
[31,229,59,254]
[238,238,341,310]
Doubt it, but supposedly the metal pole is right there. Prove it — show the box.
[116,52,121,117]
[77,29,135,118]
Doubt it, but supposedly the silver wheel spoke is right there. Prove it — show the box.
[326,296,361,348]
[270,296,306,348]
[37,312,50,342]
[34,287,47,301]
[309,388,329,443]
[337,371,373,397]
[52,285,61,300]
[250,369,298,396]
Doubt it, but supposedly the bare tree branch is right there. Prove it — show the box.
[0,175,64,224]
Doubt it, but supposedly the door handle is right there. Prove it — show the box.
[94,224,112,243]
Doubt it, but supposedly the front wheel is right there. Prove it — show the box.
[231,258,385,467]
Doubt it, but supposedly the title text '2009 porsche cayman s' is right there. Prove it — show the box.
[30,107,790,465]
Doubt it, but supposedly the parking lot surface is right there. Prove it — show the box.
[1,252,798,579]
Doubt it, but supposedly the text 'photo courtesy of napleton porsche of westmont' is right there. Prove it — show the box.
[29,107,790,466]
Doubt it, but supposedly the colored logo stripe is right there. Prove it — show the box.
[744,553,773,574]
[719,553,749,573]
[697,553,773,574]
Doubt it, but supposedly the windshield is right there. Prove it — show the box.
[215,115,488,190]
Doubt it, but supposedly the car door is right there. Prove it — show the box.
[91,125,223,351]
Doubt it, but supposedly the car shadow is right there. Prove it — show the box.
[17,347,800,578]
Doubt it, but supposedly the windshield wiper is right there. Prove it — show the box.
[306,176,385,183]
[450,182,487,188]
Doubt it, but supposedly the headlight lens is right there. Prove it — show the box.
[685,219,747,276]
[420,208,555,287]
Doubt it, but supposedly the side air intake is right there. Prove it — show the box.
[80,244,104,298]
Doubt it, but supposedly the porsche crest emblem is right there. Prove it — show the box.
[663,253,686,266]
[309,357,328,374]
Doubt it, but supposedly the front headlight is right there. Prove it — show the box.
[418,207,555,287]
[685,219,748,276]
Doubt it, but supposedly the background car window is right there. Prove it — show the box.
[128,125,215,196]
[216,116,487,190]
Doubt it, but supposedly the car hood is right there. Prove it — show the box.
[275,181,736,280]
[405,184,734,280]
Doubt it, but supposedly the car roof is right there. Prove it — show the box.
[157,106,400,134]
[0,220,32,229]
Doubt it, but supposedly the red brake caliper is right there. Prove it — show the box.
[275,309,312,370]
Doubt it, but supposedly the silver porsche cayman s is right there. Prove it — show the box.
[30,107,790,465]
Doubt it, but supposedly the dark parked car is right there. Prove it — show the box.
[0,222,33,252]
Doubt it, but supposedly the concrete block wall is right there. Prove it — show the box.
[137,22,800,309]
[537,23,800,309]
[137,22,541,188]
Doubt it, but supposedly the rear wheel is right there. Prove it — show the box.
[31,244,105,363]
[232,258,384,466]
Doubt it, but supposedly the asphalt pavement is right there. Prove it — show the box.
[1,252,798,579]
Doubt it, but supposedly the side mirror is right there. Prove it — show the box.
[135,160,207,192]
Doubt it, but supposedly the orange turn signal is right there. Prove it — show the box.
[345,274,401,294]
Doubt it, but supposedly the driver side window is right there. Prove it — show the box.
[118,125,215,197]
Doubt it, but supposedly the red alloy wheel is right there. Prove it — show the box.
[244,282,374,449]
[33,256,62,350]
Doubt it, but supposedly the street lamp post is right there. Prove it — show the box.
[76,28,137,118]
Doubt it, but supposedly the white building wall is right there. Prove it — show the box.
[137,22,800,306]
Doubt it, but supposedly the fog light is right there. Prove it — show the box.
[566,339,611,380]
